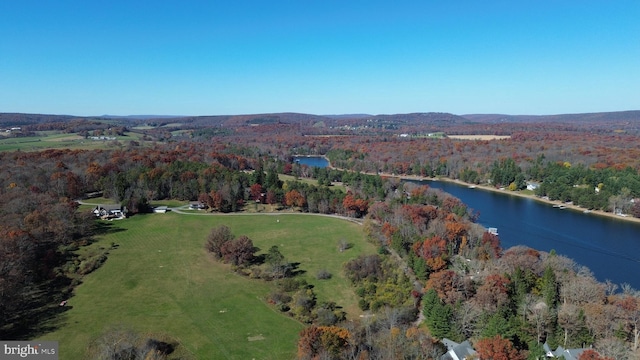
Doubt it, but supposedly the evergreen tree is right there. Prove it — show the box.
[265,167,281,190]
[423,289,453,339]
[541,266,559,309]
[251,159,265,186]
[481,309,519,343]
[412,256,429,280]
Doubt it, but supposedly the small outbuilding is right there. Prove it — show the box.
[153,206,169,213]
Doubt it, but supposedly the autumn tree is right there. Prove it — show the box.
[204,225,233,259]
[474,274,511,312]
[250,183,263,202]
[425,270,466,305]
[615,295,640,351]
[197,192,212,209]
[285,189,306,208]
[297,325,351,359]
[478,232,501,260]
[577,349,614,360]
[413,235,448,272]
[474,335,525,360]
[265,189,278,208]
[220,235,256,267]
[342,194,369,217]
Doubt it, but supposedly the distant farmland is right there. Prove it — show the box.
[447,134,511,140]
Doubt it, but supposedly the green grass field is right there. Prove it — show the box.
[0,132,147,152]
[278,174,346,193]
[40,212,374,359]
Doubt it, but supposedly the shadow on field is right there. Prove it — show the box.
[289,262,306,277]
[92,221,127,236]
[0,222,126,340]
[0,277,73,340]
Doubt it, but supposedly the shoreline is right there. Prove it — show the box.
[301,157,640,225]
[398,174,640,225]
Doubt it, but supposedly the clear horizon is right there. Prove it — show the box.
[1,1,639,116]
[4,109,640,119]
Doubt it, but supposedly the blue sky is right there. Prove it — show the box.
[1,1,638,116]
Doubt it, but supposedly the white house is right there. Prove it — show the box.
[93,205,124,219]
[527,182,540,191]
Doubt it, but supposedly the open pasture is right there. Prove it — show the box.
[0,131,147,152]
[40,212,374,359]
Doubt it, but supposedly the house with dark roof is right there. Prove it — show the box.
[93,204,124,219]
[440,338,477,360]
[543,342,587,360]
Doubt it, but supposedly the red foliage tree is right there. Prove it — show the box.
[479,232,502,260]
[475,274,511,312]
[474,335,524,360]
[266,190,278,206]
[413,235,447,261]
[220,235,255,266]
[380,222,397,244]
[250,183,263,202]
[210,190,224,211]
[577,349,614,360]
[343,194,369,217]
[413,235,448,272]
[425,270,463,304]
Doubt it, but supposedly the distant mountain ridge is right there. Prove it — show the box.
[462,110,640,123]
[100,115,185,120]
[1,110,639,128]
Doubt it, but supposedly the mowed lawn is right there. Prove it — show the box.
[40,212,375,359]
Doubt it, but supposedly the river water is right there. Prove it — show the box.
[295,156,640,289]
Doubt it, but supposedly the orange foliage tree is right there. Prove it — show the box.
[412,235,448,272]
[285,189,306,208]
[343,194,369,217]
[297,325,351,359]
[577,349,614,360]
[444,213,468,255]
[474,335,524,360]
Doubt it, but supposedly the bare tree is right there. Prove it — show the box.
[455,300,482,339]
[561,273,606,305]
[526,297,551,344]
[596,337,631,360]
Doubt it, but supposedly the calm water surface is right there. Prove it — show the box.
[423,180,640,289]
[296,156,640,288]
[294,156,329,168]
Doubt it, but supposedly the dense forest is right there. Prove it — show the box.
[1,111,640,359]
